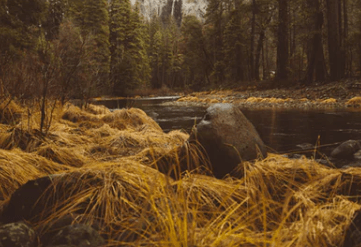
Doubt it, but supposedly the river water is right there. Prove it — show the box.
[92,97,361,155]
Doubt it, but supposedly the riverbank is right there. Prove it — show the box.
[0,101,360,246]
[161,80,361,110]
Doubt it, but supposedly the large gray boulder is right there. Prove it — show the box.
[190,103,267,178]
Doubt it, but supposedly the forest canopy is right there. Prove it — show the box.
[0,0,360,100]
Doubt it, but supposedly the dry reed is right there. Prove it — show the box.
[0,101,359,246]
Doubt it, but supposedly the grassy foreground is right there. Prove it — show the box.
[0,100,360,246]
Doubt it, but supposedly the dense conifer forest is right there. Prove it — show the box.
[0,0,360,100]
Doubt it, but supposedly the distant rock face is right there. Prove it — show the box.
[191,103,267,178]
[130,0,208,23]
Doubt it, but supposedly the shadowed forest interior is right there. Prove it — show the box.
[1,0,360,101]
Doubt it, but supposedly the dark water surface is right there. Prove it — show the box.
[240,108,361,154]
[94,97,361,154]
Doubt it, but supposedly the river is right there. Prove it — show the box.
[92,97,361,155]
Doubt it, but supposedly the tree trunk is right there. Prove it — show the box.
[262,41,267,80]
[326,0,342,81]
[255,29,265,81]
[343,0,349,76]
[265,35,270,79]
[255,14,272,81]
[276,0,289,83]
[305,0,326,84]
[338,0,346,77]
[249,0,257,80]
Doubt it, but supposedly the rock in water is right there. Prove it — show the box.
[46,224,104,247]
[331,140,361,160]
[191,103,267,178]
[0,222,36,247]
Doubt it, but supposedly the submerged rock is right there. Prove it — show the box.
[0,222,36,247]
[331,140,361,160]
[296,143,315,150]
[45,224,104,247]
[39,214,104,246]
[190,103,267,178]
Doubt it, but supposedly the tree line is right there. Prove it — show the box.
[1,0,361,101]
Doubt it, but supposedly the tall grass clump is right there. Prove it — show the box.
[0,98,23,124]
[0,101,360,246]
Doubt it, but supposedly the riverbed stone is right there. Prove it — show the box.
[190,103,267,178]
[39,214,104,246]
[45,224,105,247]
[331,140,361,160]
[0,222,36,247]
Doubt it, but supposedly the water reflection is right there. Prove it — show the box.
[241,108,361,155]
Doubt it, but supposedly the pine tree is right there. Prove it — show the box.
[67,0,110,96]
[223,9,247,82]
[180,15,209,88]
[204,0,225,84]
[149,16,163,88]
[0,0,48,56]
[43,0,66,40]
[0,0,48,74]
[110,0,150,95]
[83,0,110,91]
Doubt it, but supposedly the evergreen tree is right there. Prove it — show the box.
[0,0,48,77]
[43,0,66,40]
[149,16,163,88]
[0,0,48,57]
[83,0,110,92]
[110,0,150,95]
[204,0,225,84]
[180,15,209,89]
[149,16,181,89]
[67,0,110,96]
[223,9,247,82]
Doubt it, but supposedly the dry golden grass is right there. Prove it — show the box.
[0,98,23,124]
[0,101,360,246]
[260,97,287,103]
[84,103,111,115]
[62,104,101,123]
[246,97,263,103]
[0,148,70,199]
[178,96,204,103]
[209,99,220,104]
[346,96,361,106]
[299,98,310,102]
[321,98,337,104]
